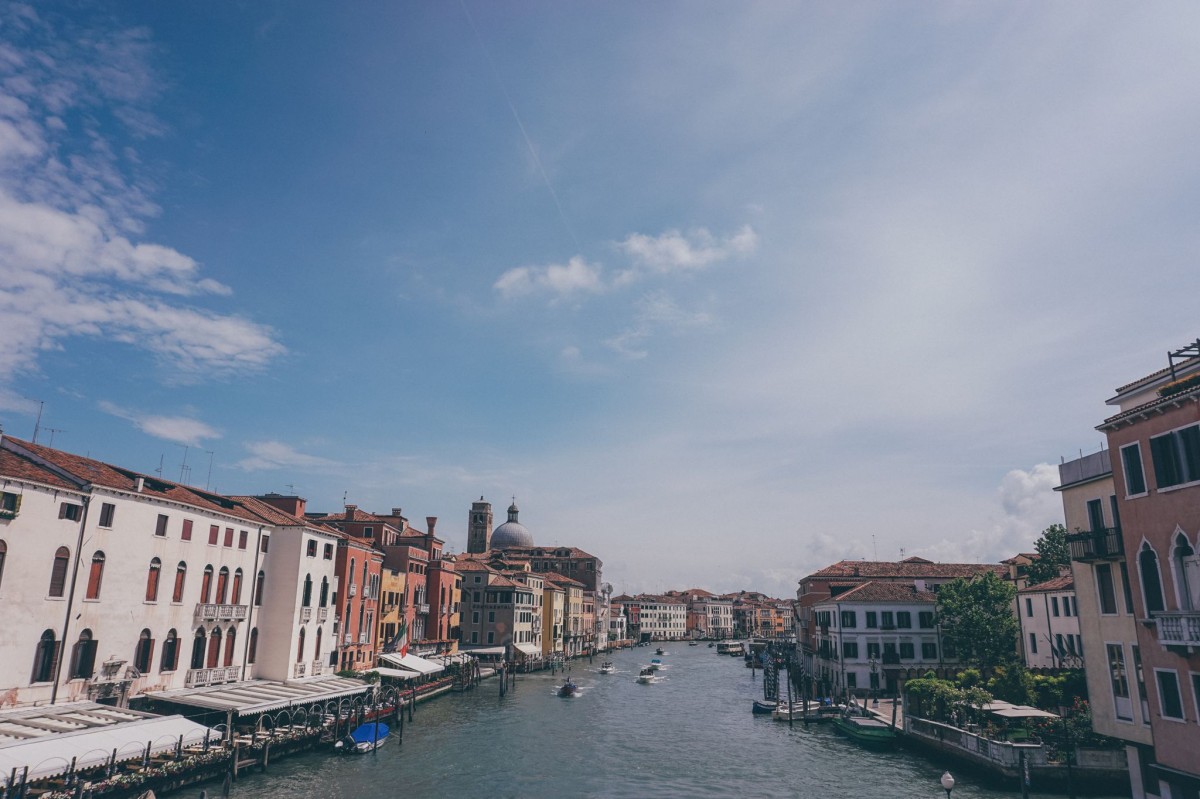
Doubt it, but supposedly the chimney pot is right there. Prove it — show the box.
[392,507,403,517]
[426,516,437,534]
[135,476,145,493]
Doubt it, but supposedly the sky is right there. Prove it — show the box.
[2,2,1199,598]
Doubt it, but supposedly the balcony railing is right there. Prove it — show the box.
[343,633,353,645]
[300,607,312,622]
[194,603,248,622]
[317,607,329,622]
[358,633,370,644]
[1068,527,1124,562]
[1156,611,1200,647]
[293,662,306,678]
[185,666,240,688]
[311,660,324,676]
[417,603,430,615]
[348,584,357,597]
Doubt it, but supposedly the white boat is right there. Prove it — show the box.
[335,722,389,753]
[599,661,615,674]
[770,702,808,721]
[637,667,655,684]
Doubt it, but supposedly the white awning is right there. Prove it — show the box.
[0,715,217,786]
[145,676,369,717]
[432,653,474,666]
[513,643,541,657]
[371,667,418,680]
[461,646,505,656]
[378,653,445,676]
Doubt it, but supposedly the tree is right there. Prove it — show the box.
[1026,523,1070,585]
[936,572,1019,676]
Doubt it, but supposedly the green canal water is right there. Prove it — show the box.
[181,645,1124,799]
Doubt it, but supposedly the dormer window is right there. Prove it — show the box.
[363,526,374,538]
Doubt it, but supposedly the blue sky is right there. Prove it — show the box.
[2,2,1199,596]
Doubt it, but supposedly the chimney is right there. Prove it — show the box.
[392,508,403,517]
[135,476,144,493]
[426,516,437,535]
[345,504,357,518]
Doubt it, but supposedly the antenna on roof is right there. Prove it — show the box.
[31,400,44,443]
[44,427,64,448]
[177,444,190,484]
[155,454,164,478]
[285,483,295,494]
[899,547,906,560]
[205,451,215,491]
[343,490,348,505]
[872,534,878,560]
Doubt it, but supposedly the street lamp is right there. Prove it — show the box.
[940,771,955,799]
[869,655,879,706]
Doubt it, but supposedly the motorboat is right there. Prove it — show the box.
[599,661,615,674]
[707,642,715,648]
[655,647,665,655]
[557,679,579,697]
[688,641,698,646]
[771,702,809,721]
[832,703,897,747]
[648,658,662,671]
[335,722,389,753]
[752,699,778,715]
[637,667,655,684]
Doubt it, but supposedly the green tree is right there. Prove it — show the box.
[1026,523,1070,585]
[937,572,1019,676]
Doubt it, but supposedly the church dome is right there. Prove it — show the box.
[491,501,534,548]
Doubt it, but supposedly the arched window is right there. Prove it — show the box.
[248,627,259,665]
[133,629,154,673]
[302,574,313,608]
[172,562,187,603]
[297,628,306,663]
[69,629,97,679]
[223,628,237,667]
[49,547,70,597]
[191,629,207,670]
[0,539,6,592]
[145,558,162,602]
[207,628,222,669]
[361,560,368,589]
[84,552,105,600]
[231,569,243,605]
[31,630,58,683]
[200,566,214,604]
[1173,533,1197,611]
[1140,543,1166,615]
[216,567,229,604]
[254,570,266,606]
[349,558,356,593]
[315,627,322,659]
[319,576,329,608]
[161,629,179,672]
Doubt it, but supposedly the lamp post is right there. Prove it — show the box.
[869,655,879,706]
[940,771,955,799]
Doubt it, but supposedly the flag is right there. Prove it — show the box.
[383,619,408,656]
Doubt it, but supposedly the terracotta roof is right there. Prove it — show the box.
[492,545,599,560]
[487,575,518,588]
[311,507,388,524]
[229,495,342,534]
[805,560,1006,581]
[1019,575,1074,593]
[455,560,497,573]
[0,443,81,490]
[1112,354,1200,395]
[542,572,585,588]
[831,581,937,603]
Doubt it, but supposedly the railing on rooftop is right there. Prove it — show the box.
[1068,527,1124,562]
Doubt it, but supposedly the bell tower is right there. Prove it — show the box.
[467,497,493,554]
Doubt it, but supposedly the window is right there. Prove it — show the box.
[323,543,333,560]
[1121,443,1147,496]
[319,577,329,608]
[1052,597,1060,617]
[70,629,97,679]
[191,630,207,670]
[865,611,877,628]
[216,567,229,604]
[161,630,179,672]
[1150,425,1200,489]
[897,611,912,629]
[1119,562,1135,613]
[1026,597,1034,617]
[472,611,480,623]
[1055,633,1065,657]
[488,611,495,623]
[845,672,857,689]
[899,642,914,659]
[145,558,161,602]
[1106,644,1130,719]
[155,514,168,537]
[48,547,70,597]
[866,642,880,659]
[843,641,858,659]
[363,527,374,539]
[208,525,219,545]
[1139,543,1166,614]
[231,569,243,604]
[880,611,895,628]
[223,527,234,547]
[302,574,313,607]
[921,642,937,659]
[1156,670,1185,720]
[172,562,187,603]
[1132,646,1149,724]
[98,502,115,527]
[31,630,58,683]
[181,519,193,541]
[260,535,269,553]
[487,632,494,644]
[1096,564,1117,614]
[59,502,81,521]
[248,628,259,664]
[1086,498,1105,532]
[238,530,248,550]
[315,627,322,659]
[1029,633,1038,654]
[0,491,19,519]
[1172,533,1198,611]
[254,570,266,606]
[223,628,237,667]
[307,540,317,557]
[1063,596,1073,617]
[200,566,214,604]
[840,610,857,628]
[133,629,154,673]
[84,551,105,600]
[207,628,222,669]
[918,611,935,628]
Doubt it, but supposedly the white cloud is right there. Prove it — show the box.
[237,441,339,472]
[98,400,220,446]
[617,225,757,276]
[493,256,604,300]
[605,292,713,360]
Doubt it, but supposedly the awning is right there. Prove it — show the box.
[145,676,369,717]
[513,643,541,657]
[432,653,474,666]
[371,667,418,681]
[990,706,1059,719]
[0,714,217,786]
[378,653,445,676]
[461,646,505,656]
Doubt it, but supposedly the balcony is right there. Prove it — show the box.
[343,633,353,645]
[317,607,329,622]
[417,603,430,615]
[1156,611,1200,648]
[300,607,312,622]
[185,666,240,688]
[348,584,357,597]
[310,660,324,677]
[358,633,370,644]
[194,603,248,622]
[293,662,307,678]
[1068,527,1124,562]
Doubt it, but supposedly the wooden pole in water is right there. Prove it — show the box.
[786,661,794,728]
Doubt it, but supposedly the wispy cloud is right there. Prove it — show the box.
[98,400,220,446]
[493,256,604,300]
[236,441,340,471]
[616,225,757,280]
[606,292,714,360]
[0,6,284,384]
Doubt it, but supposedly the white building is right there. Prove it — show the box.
[630,596,687,640]
[1018,575,1082,670]
[608,608,627,642]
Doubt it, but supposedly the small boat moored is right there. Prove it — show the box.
[752,699,778,715]
[335,722,390,753]
[832,705,898,747]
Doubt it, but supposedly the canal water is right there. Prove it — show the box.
[185,645,1122,799]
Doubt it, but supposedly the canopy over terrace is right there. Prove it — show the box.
[145,675,369,718]
[377,653,445,676]
[0,702,217,786]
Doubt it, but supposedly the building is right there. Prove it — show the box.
[466,498,494,554]
[545,572,585,656]
[541,578,566,656]
[1017,576,1082,670]
[608,608,627,644]
[1056,449,1154,797]
[1094,341,1200,799]
[619,595,686,640]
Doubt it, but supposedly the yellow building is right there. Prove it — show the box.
[542,582,566,656]
[377,565,407,650]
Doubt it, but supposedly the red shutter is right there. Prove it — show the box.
[85,558,104,600]
[224,527,234,547]
[181,520,193,541]
[145,565,160,601]
[208,525,219,545]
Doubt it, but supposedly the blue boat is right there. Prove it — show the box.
[336,722,389,753]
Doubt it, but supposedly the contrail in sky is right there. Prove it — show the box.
[458,0,581,251]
